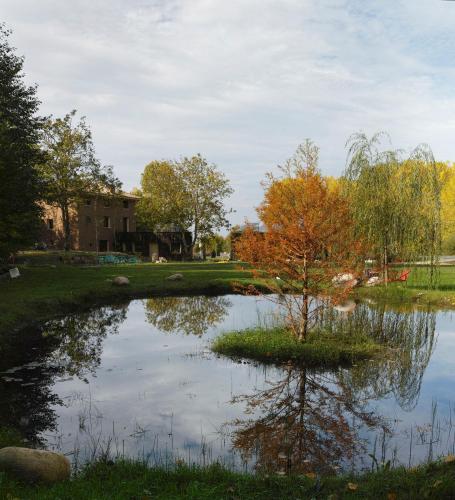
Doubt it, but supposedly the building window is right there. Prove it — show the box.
[86,216,92,224]
[85,199,91,206]
[123,200,129,209]
[103,216,111,228]
[103,199,111,207]
[47,218,54,230]
[123,217,129,232]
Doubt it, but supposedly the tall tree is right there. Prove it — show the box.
[236,141,364,341]
[177,154,233,253]
[343,132,442,286]
[137,154,233,256]
[0,25,43,261]
[440,162,455,252]
[38,110,121,250]
[135,160,190,232]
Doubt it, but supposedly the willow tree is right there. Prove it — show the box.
[343,132,442,287]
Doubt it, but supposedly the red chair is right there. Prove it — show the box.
[388,269,411,282]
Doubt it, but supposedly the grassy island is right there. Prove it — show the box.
[212,327,385,367]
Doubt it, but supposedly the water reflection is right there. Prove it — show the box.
[0,295,447,473]
[230,365,386,475]
[0,305,127,444]
[43,305,128,377]
[145,296,231,336]
[229,304,438,473]
[324,303,437,411]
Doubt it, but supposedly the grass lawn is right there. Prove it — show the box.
[212,327,385,367]
[1,459,455,499]
[2,256,455,338]
[0,261,253,336]
[356,265,455,307]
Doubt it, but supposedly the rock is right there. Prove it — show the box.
[0,447,70,484]
[112,276,130,286]
[165,273,183,281]
[332,273,354,285]
[9,267,20,279]
[366,276,380,287]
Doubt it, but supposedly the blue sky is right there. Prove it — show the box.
[2,0,455,225]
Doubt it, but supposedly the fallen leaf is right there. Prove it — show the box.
[387,493,397,500]
[305,472,316,479]
[347,482,358,491]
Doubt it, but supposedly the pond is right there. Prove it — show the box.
[0,295,454,476]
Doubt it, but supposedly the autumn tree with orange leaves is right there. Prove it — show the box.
[236,140,365,342]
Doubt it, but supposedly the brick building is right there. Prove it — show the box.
[41,192,139,253]
[40,192,192,260]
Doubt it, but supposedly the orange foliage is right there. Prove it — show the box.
[236,166,366,340]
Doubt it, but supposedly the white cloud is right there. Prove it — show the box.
[3,0,455,223]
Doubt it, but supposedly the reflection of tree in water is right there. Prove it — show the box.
[145,296,231,336]
[231,304,437,474]
[325,304,437,411]
[230,366,387,475]
[0,305,127,445]
[0,328,62,446]
[44,304,128,377]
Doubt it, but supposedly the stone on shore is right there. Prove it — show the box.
[112,276,130,286]
[0,447,71,484]
[166,273,183,281]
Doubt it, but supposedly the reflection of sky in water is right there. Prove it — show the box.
[46,296,283,468]
[2,296,455,473]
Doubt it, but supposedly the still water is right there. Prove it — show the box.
[1,295,454,475]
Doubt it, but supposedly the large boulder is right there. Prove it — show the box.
[112,276,130,286]
[0,447,71,483]
[165,273,183,281]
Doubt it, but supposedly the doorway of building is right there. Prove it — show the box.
[99,240,108,252]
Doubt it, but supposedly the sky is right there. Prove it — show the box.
[3,0,455,225]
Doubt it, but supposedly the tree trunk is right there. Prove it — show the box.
[383,244,388,287]
[299,255,309,342]
[181,231,191,260]
[300,295,309,341]
[202,243,207,260]
[61,204,71,251]
[297,367,307,469]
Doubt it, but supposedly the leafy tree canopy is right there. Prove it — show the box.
[0,24,43,260]
[342,132,442,286]
[237,140,364,341]
[136,154,233,254]
[38,110,121,250]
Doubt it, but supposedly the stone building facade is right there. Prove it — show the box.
[41,193,139,252]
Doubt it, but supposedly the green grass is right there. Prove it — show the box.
[2,259,455,338]
[1,459,455,499]
[0,262,254,336]
[352,265,455,308]
[212,327,385,367]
